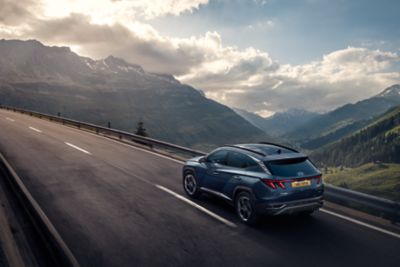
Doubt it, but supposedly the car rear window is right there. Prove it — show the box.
[265,159,318,177]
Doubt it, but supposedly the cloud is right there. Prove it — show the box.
[0,0,399,115]
[181,46,400,113]
[0,0,38,25]
[39,0,208,22]
[124,0,209,19]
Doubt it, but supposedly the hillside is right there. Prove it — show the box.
[324,163,400,202]
[286,84,400,148]
[233,108,269,132]
[311,106,400,167]
[0,39,269,149]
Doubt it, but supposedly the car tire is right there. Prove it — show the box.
[183,171,201,198]
[235,191,259,225]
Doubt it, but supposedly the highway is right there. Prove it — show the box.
[0,109,399,267]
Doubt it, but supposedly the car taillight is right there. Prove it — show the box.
[314,175,322,184]
[261,179,286,189]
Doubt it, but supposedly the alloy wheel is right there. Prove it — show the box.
[184,174,197,195]
[237,195,252,222]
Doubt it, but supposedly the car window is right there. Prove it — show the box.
[226,151,257,169]
[207,150,228,165]
[266,159,318,177]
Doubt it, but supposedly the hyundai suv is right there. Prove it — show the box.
[182,143,324,224]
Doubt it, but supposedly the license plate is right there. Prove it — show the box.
[291,180,311,188]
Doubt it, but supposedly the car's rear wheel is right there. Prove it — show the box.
[235,191,259,225]
[183,172,201,198]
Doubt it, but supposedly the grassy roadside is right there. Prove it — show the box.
[323,163,400,202]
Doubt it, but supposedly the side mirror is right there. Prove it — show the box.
[199,156,207,163]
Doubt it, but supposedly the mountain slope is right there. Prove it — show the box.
[324,163,400,202]
[233,108,318,136]
[311,106,400,167]
[286,84,400,148]
[262,109,318,136]
[233,108,269,132]
[0,39,269,149]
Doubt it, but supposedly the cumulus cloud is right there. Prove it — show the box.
[201,47,400,113]
[0,0,399,115]
[40,0,208,22]
[0,0,38,25]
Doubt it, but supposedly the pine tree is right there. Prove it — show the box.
[135,120,148,137]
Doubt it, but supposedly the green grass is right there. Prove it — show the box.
[323,163,400,202]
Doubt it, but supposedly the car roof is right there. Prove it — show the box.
[222,143,300,160]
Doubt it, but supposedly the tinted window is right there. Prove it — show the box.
[266,159,318,177]
[207,150,228,165]
[226,151,258,169]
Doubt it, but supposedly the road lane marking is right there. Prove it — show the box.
[155,184,237,228]
[29,126,42,133]
[65,142,92,155]
[5,117,15,122]
[321,208,400,239]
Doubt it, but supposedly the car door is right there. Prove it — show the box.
[204,150,248,193]
[202,149,230,191]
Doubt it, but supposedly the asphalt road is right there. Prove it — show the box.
[0,109,399,267]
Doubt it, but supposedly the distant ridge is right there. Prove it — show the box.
[286,84,400,149]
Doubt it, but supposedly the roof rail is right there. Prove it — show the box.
[224,145,266,156]
[258,142,299,153]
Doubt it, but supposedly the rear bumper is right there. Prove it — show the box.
[256,196,324,216]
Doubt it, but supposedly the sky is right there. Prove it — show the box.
[1,0,399,117]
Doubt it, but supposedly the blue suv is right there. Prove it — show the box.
[182,143,324,224]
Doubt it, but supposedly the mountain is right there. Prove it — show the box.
[233,108,318,137]
[310,106,400,167]
[287,84,400,149]
[232,108,269,132]
[262,109,318,136]
[0,39,269,150]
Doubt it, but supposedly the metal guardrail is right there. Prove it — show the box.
[324,184,400,223]
[1,105,399,222]
[0,152,80,267]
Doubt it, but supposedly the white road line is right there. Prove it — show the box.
[5,117,15,122]
[320,208,400,239]
[65,142,91,155]
[48,123,186,165]
[29,126,42,133]
[156,184,237,228]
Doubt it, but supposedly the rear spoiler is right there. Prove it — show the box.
[263,152,308,163]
